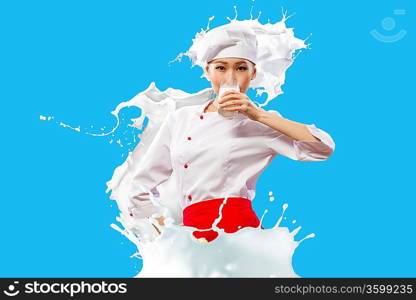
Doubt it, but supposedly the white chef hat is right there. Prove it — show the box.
[171,11,309,105]
[198,21,258,65]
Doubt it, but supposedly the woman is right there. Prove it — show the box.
[127,20,335,243]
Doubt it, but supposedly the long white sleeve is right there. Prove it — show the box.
[128,112,174,218]
[264,110,335,161]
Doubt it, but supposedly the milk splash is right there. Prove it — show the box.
[39,6,314,277]
[111,192,315,278]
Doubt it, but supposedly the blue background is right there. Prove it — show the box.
[0,0,414,277]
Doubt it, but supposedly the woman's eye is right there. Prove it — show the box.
[215,66,247,71]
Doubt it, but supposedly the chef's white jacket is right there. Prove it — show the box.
[128,99,335,219]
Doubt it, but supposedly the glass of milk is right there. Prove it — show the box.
[215,81,240,119]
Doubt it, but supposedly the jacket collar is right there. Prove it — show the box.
[199,98,215,114]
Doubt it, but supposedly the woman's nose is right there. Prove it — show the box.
[224,71,237,83]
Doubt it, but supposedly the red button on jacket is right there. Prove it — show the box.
[184,164,188,168]
[187,137,192,140]
[200,115,204,120]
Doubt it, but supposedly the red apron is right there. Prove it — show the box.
[183,197,262,242]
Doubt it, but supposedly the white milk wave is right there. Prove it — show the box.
[111,196,315,278]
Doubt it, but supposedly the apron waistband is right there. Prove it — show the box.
[183,197,261,242]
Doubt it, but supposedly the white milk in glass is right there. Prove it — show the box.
[215,82,240,119]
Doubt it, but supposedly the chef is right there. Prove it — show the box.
[127,21,335,242]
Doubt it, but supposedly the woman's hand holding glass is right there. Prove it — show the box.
[218,90,264,121]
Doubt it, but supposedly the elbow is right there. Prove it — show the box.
[315,145,335,161]
[300,124,336,161]
[296,142,335,162]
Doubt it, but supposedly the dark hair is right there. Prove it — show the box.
[207,59,256,67]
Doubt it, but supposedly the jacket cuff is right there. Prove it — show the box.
[293,124,335,161]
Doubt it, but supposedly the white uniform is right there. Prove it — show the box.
[127,97,336,220]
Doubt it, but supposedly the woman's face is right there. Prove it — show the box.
[204,57,256,95]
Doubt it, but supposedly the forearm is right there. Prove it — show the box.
[255,108,321,142]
